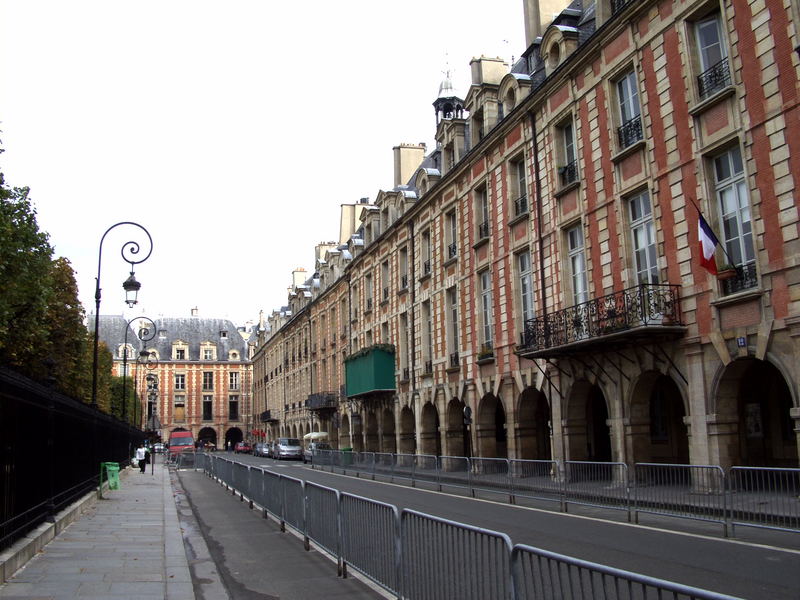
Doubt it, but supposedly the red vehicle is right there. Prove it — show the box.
[168,431,194,456]
[234,441,252,454]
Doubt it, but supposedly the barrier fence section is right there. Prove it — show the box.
[509,459,561,507]
[563,461,630,519]
[437,455,471,494]
[199,456,740,600]
[401,509,513,600]
[728,466,800,535]
[633,464,727,531]
[340,492,400,594]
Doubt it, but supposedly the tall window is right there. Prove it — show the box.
[511,155,528,215]
[203,348,213,360]
[175,373,186,391]
[422,301,433,373]
[174,396,185,422]
[517,251,535,323]
[365,274,373,311]
[399,247,409,288]
[381,260,390,301]
[175,348,186,360]
[696,13,730,98]
[229,395,239,421]
[628,191,659,284]
[421,230,432,275]
[203,371,214,391]
[446,210,458,260]
[399,312,409,377]
[203,395,213,420]
[229,371,240,390]
[714,146,754,267]
[476,187,490,240]
[480,271,494,348]
[447,287,459,360]
[559,120,578,186]
[616,70,642,147]
[567,225,588,305]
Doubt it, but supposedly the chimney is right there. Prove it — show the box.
[191,307,199,317]
[393,143,426,187]
[522,0,573,46]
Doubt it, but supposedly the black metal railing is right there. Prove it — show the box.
[366,298,373,311]
[402,367,410,381]
[618,114,643,148]
[423,259,431,275]
[401,274,408,289]
[382,287,389,301]
[720,262,758,296]
[448,242,457,260]
[478,221,490,240]
[306,391,338,411]
[611,0,636,14]
[477,341,494,361]
[424,360,433,375]
[259,410,274,422]
[559,160,578,187]
[698,57,731,99]
[514,194,528,217]
[520,283,682,353]
[449,352,460,368]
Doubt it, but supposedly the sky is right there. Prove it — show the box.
[1,0,526,329]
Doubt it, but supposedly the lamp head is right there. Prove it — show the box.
[123,271,141,307]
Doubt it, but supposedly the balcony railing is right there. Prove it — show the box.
[306,391,338,411]
[520,283,683,356]
[513,194,528,217]
[618,114,643,148]
[424,360,433,375]
[478,221,490,240]
[401,367,410,381]
[259,410,277,422]
[449,352,460,368]
[447,242,457,260]
[401,274,408,289]
[698,57,731,99]
[559,161,578,187]
[720,262,758,296]
[423,259,431,275]
[366,297,373,311]
[382,287,389,301]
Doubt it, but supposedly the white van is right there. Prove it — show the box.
[302,432,331,463]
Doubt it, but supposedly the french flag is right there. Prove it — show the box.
[698,213,720,275]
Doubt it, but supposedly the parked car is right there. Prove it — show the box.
[153,443,165,454]
[234,441,252,454]
[253,443,270,457]
[274,437,302,460]
[303,441,332,464]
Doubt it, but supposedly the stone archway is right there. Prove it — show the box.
[445,398,468,457]
[339,414,351,449]
[516,388,551,460]
[420,402,442,456]
[224,427,243,451]
[381,407,397,454]
[399,406,416,454]
[565,381,612,461]
[197,427,217,450]
[365,411,379,452]
[714,357,798,468]
[629,371,688,464]
[476,394,508,458]
[351,412,364,452]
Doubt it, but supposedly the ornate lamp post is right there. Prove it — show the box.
[135,349,158,429]
[121,316,156,423]
[145,373,160,475]
[91,222,153,410]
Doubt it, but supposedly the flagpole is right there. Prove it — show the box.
[689,197,735,265]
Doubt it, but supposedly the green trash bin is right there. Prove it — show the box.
[103,462,120,490]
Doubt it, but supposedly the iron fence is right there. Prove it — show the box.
[199,455,741,600]
[728,466,800,535]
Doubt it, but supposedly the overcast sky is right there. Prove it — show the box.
[1,0,525,328]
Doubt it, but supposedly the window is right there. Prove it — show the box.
[381,260,390,301]
[175,373,186,391]
[559,119,578,186]
[203,371,214,391]
[628,191,659,284]
[616,70,643,148]
[399,312,409,378]
[446,287,459,367]
[381,322,389,344]
[567,225,588,305]
[695,13,730,98]
[445,211,458,260]
[399,247,409,289]
[203,395,213,421]
[229,396,239,421]
[421,230,432,275]
[714,146,755,268]
[364,275,373,311]
[510,155,528,216]
[229,371,240,390]
[220,330,228,339]
[479,271,494,347]
[517,251,535,323]
[422,301,433,373]
[174,396,185,422]
[173,345,186,360]
[476,186,490,240]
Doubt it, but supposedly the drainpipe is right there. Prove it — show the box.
[528,108,547,319]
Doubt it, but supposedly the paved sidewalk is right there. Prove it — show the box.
[0,463,196,600]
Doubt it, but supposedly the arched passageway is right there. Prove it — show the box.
[365,411,379,452]
[516,388,551,460]
[565,382,612,461]
[477,394,508,458]
[445,398,470,457]
[630,372,688,464]
[339,414,351,449]
[351,413,364,452]
[197,427,217,449]
[381,407,397,454]
[225,427,243,451]
[399,406,416,454]
[420,402,442,456]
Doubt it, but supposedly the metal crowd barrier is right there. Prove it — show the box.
[198,455,741,600]
[308,451,799,536]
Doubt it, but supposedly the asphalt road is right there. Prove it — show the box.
[217,453,800,600]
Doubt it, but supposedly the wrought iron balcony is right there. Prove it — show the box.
[519,283,684,358]
[559,161,578,187]
[401,274,408,289]
[382,287,389,301]
[618,114,643,148]
[366,297,373,311]
[401,367,410,381]
[448,242,457,259]
[514,194,528,217]
[478,221,490,240]
[449,352,460,368]
[720,262,758,296]
[424,360,433,375]
[477,341,494,361]
[423,259,431,275]
[698,58,731,99]
[306,391,338,411]
[259,410,278,423]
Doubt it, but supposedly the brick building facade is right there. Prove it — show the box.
[251,0,799,468]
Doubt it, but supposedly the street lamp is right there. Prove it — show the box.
[90,222,152,410]
[121,316,156,423]
[145,372,160,475]
[135,349,158,429]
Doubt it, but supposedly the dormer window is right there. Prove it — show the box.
[548,42,561,71]
[220,330,228,339]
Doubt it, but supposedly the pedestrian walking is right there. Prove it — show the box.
[135,443,147,473]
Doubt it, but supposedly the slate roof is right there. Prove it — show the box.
[91,315,140,356]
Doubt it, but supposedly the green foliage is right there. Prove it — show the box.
[110,374,138,425]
